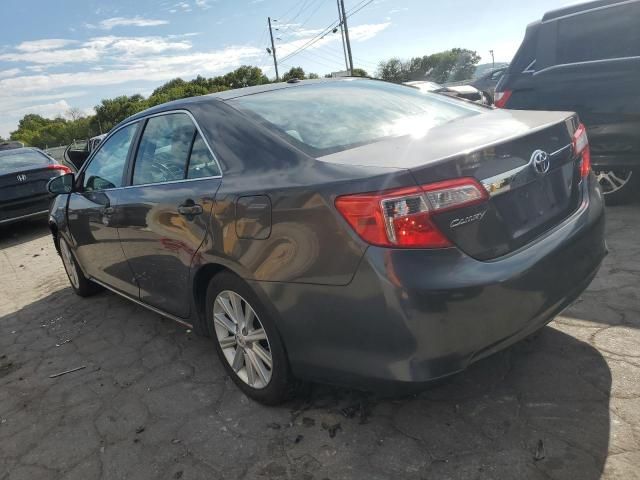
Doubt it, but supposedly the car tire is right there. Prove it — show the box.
[595,168,639,206]
[205,271,293,405]
[58,236,102,297]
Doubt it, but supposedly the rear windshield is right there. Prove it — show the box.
[0,149,50,171]
[230,80,483,156]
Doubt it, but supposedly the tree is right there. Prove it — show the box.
[307,72,320,79]
[377,49,481,84]
[221,66,270,88]
[282,67,305,82]
[377,58,408,83]
[94,94,149,132]
[351,68,368,78]
[4,65,275,149]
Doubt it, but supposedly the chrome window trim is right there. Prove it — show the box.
[533,55,640,77]
[78,109,223,193]
[481,144,572,197]
[522,59,537,73]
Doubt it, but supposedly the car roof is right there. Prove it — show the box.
[542,0,633,21]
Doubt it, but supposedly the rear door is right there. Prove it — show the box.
[67,122,140,296]
[117,112,222,318]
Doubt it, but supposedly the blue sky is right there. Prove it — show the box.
[0,0,580,138]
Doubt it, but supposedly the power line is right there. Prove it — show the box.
[277,0,376,65]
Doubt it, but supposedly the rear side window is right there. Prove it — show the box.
[0,149,50,171]
[187,134,220,179]
[230,80,482,156]
[556,3,640,64]
[133,113,196,185]
[84,123,138,191]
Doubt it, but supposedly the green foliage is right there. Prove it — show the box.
[10,114,98,149]
[377,48,481,84]
[94,94,149,132]
[9,65,270,149]
[282,67,306,82]
[307,73,320,79]
[351,68,368,78]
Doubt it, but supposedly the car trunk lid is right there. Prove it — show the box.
[0,167,58,202]
[321,109,583,260]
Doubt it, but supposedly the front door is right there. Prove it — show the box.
[117,112,222,318]
[67,122,140,297]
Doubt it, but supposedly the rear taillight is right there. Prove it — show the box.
[48,164,72,174]
[335,178,488,249]
[572,123,591,178]
[494,90,512,108]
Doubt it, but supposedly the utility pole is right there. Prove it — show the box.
[268,17,279,81]
[339,0,354,75]
[336,0,349,71]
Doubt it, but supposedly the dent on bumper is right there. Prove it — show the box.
[256,178,606,388]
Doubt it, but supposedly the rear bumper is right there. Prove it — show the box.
[0,195,50,225]
[255,176,606,389]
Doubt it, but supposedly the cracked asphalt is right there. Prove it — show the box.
[1,204,639,480]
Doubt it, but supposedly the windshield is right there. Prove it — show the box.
[0,149,50,172]
[230,80,483,156]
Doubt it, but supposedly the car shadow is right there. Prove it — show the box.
[0,286,612,480]
[0,218,51,248]
[282,326,612,479]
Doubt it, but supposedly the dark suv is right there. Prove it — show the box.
[495,0,640,204]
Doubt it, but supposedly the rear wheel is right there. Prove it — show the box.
[205,272,292,405]
[595,168,638,205]
[59,237,102,297]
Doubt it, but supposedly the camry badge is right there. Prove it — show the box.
[531,150,550,175]
[450,210,487,229]
[16,174,27,182]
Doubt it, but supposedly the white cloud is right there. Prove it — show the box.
[350,22,391,42]
[0,45,261,97]
[16,39,77,52]
[0,68,21,79]
[195,0,212,9]
[8,99,71,118]
[92,16,169,30]
[0,36,192,65]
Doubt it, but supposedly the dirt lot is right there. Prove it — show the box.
[1,204,639,480]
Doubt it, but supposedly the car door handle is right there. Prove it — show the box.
[177,203,203,216]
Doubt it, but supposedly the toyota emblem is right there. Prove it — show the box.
[16,174,27,182]
[531,150,550,175]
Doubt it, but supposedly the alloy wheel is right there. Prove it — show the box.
[595,169,633,195]
[213,290,273,389]
[60,239,80,289]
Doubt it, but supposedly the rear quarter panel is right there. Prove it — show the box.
[190,101,416,286]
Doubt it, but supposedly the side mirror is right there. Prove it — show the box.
[47,173,75,195]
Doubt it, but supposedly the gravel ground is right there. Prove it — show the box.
[1,204,639,480]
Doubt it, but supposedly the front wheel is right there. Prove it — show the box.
[205,272,293,405]
[595,168,638,205]
[58,237,102,297]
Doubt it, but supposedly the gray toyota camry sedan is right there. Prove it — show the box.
[48,78,606,404]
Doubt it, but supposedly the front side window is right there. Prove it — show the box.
[132,113,196,185]
[230,80,483,156]
[83,123,138,191]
